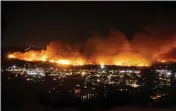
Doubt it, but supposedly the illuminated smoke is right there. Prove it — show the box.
[9,41,85,65]
[83,30,150,66]
[8,27,176,66]
[154,46,176,62]
[131,26,176,63]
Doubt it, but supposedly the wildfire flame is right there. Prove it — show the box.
[7,28,176,66]
[8,52,150,66]
[8,54,15,59]
[56,59,71,65]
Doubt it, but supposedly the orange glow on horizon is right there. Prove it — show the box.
[6,27,176,66]
[7,37,175,66]
[56,59,71,65]
[7,52,151,66]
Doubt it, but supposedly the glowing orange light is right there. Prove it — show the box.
[7,43,153,66]
[100,62,104,65]
[8,54,15,59]
[151,95,161,100]
[40,55,47,61]
[161,60,165,63]
[73,62,84,66]
[56,59,71,65]
[115,62,122,66]
[49,60,55,63]
[75,89,81,94]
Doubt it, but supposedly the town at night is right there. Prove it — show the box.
[2,1,176,111]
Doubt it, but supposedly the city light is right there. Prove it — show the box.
[12,65,16,68]
[100,63,104,69]
[3,63,172,90]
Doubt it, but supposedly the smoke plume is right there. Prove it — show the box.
[8,27,176,66]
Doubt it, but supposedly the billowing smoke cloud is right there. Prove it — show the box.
[46,41,83,59]
[82,29,150,66]
[159,47,176,62]
[45,41,85,64]
[154,45,176,62]
[83,30,129,64]
[131,26,176,60]
[9,41,85,65]
[8,27,176,66]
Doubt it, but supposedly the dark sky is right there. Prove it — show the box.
[2,1,176,48]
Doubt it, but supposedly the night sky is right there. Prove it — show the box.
[2,2,176,48]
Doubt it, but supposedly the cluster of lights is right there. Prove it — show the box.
[27,68,45,76]
[3,63,172,89]
[156,69,172,76]
[6,65,45,76]
[4,57,175,103]
[119,70,140,74]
